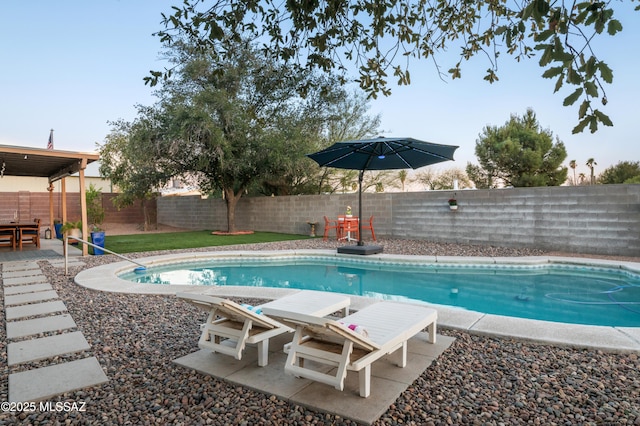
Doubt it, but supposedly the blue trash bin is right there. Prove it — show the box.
[90,231,105,255]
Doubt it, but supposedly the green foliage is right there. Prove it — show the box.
[470,109,568,187]
[256,89,381,196]
[395,170,408,192]
[150,0,634,133]
[85,183,105,231]
[98,107,169,231]
[320,169,389,195]
[586,158,598,184]
[599,161,640,184]
[414,168,473,190]
[102,39,352,232]
[465,163,494,189]
[98,110,167,209]
[431,168,473,190]
[416,168,472,190]
[413,168,437,190]
[60,220,82,234]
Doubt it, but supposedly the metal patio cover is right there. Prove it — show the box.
[0,144,98,182]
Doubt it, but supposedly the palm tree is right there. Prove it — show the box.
[569,160,577,185]
[398,170,407,192]
[586,158,597,184]
[578,173,586,185]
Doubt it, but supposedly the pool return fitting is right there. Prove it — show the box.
[63,236,147,276]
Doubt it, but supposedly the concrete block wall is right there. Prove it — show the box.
[102,194,155,224]
[157,184,640,256]
[0,192,79,226]
[158,192,395,237]
[159,196,227,230]
[391,185,640,256]
[0,193,20,221]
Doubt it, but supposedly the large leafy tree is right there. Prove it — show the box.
[467,108,568,187]
[99,107,176,230]
[309,90,382,195]
[259,89,381,196]
[102,40,345,233]
[599,161,640,184]
[150,0,636,133]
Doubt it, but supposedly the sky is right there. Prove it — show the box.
[1,1,639,180]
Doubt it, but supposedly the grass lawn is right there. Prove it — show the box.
[90,231,309,254]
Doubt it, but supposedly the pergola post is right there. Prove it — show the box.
[78,159,88,256]
[61,178,67,224]
[47,183,54,237]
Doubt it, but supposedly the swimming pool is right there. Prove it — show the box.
[118,255,640,327]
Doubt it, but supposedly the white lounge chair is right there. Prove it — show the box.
[177,291,350,367]
[262,301,437,397]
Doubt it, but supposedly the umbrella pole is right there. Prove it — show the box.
[358,170,364,246]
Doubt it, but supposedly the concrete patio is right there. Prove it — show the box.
[174,331,454,424]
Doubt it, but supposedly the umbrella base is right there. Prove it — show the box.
[337,244,384,255]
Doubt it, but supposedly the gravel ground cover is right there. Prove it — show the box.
[1,236,639,425]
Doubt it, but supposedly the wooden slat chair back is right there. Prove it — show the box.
[19,218,41,249]
[0,226,16,250]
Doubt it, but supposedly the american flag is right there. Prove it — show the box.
[47,129,54,150]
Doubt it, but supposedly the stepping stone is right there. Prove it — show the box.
[9,357,108,402]
[3,275,48,286]
[5,290,59,307]
[8,331,90,366]
[4,283,53,296]
[5,300,67,320]
[47,260,85,268]
[2,269,45,279]
[6,314,76,339]
[2,261,40,272]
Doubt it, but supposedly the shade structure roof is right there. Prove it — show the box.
[0,144,99,182]
[307,137,458,171]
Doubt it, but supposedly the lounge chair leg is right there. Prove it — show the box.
[333,341,352,391]
[359,365,371,397]
[397,341,407,368]
[257,340,269,366]
[427,322,437,343]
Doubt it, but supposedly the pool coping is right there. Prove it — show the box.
[74,249,640,353]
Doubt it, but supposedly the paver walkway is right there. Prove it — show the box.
[2,259,108,402]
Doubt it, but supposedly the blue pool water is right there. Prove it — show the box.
[119,257,640,327]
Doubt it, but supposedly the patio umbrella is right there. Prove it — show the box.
[307,137,458,252]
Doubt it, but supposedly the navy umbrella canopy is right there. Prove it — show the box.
[307,137,459,251]
[307,137,458,171]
